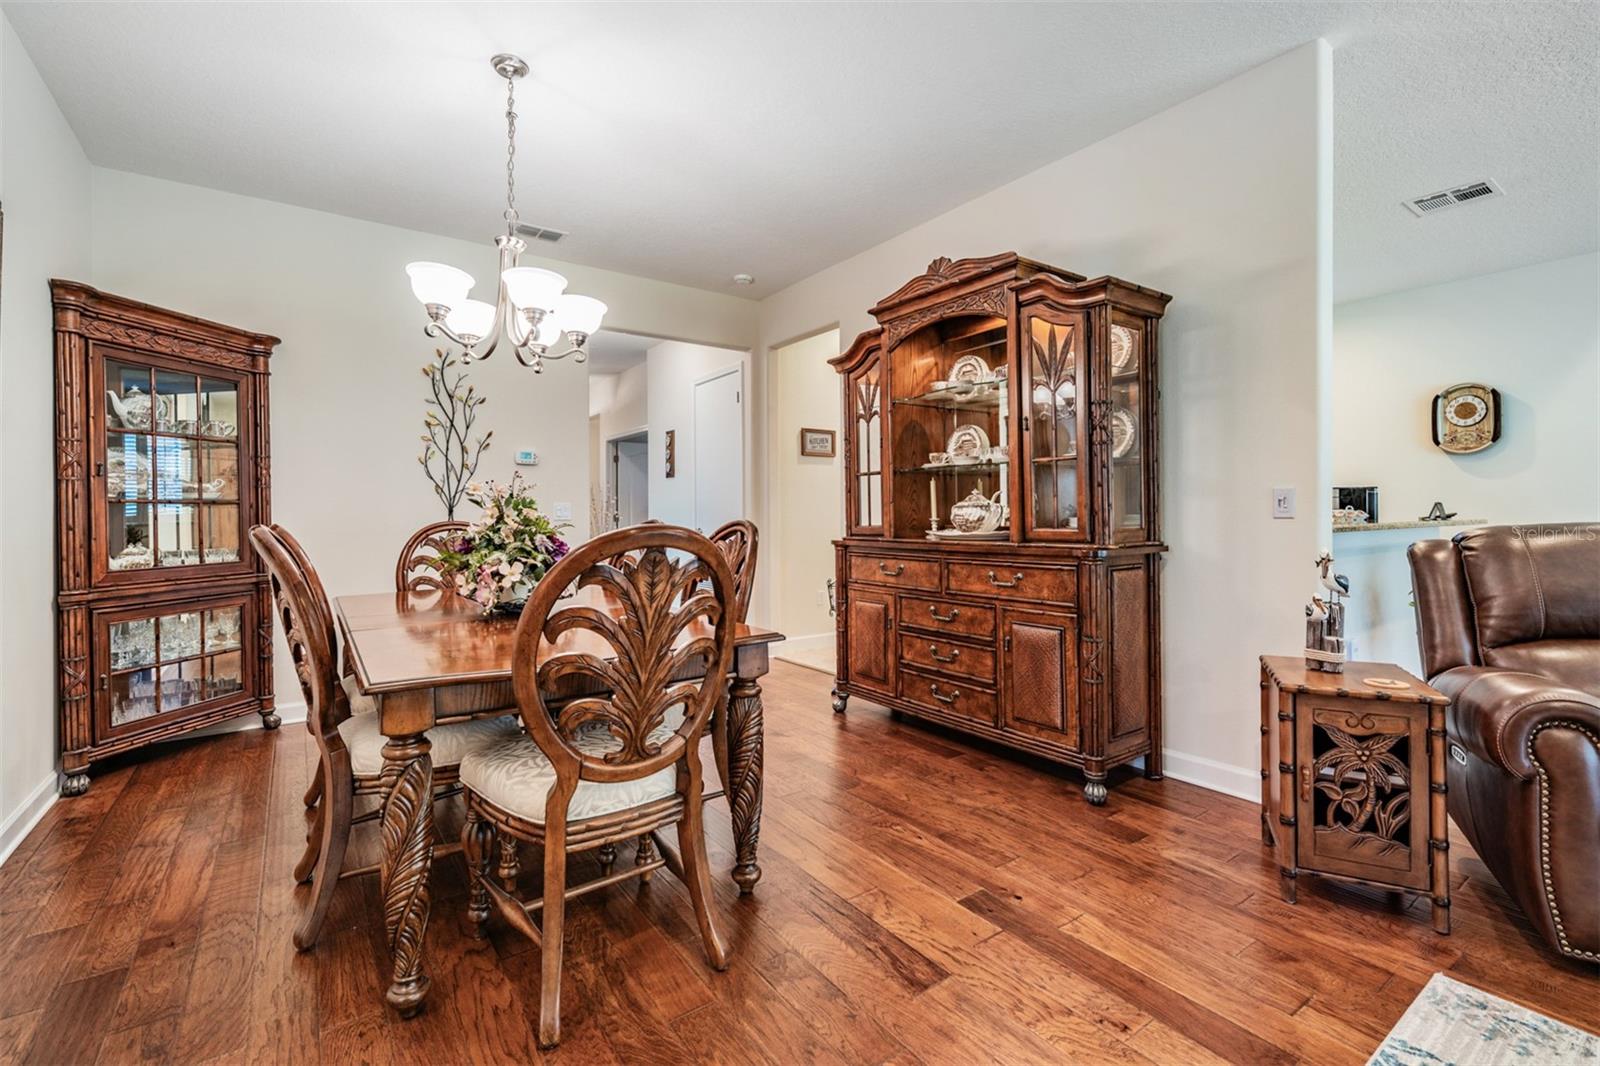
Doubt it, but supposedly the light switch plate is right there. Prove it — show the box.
[1272,487,1296,519]
[553,501,572,520]
[515,449,539,466]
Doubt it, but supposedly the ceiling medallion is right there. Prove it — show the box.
[403,54,606,372]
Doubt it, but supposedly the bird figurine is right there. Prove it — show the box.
[1315,550,1350,598]
[1305,596,1329,622]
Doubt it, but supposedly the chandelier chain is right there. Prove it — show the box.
[503,72,519,234]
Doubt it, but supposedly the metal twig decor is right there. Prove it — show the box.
[418,348,492,519]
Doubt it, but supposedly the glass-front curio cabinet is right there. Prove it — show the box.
[829,254,1171,805]
[53,281,279,796]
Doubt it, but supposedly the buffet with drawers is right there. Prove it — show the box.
[828,253,1171,804]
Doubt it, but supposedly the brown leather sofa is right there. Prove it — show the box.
[1409,524,1599,962]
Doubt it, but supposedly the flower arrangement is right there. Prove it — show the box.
[434,474,570,615]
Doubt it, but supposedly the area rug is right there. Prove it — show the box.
[1368,973,1598,1065]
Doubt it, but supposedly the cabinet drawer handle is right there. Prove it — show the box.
[928,606,960,623]
[1300,764,1311,803]
[877,562,905,577]
[987,570,1024,588]
[929,683,959,705]
[928,644,960,663]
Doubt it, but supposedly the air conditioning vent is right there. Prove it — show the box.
[514,223,568,243]
[1404,180,1503,217]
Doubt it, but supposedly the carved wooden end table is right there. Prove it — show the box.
[1259,655,1451,933]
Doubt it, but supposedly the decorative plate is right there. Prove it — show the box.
[927,528,1008,541]
[948,354,991,386]
[1110,408,1137,458]
[1110,324,1137,373]
[946,423,991,464]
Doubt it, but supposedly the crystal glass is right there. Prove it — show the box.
[204,504,241,564]
[154,437,198,500]
[200,378,239,438]
[501,266,567,313]
[106,433,152,500]
[445,299,496,342]
[155,370,199,434]
[200,441,239,501]
[159,611,202,660]
[109,502,154,570]
[406,262,473,308]
[160,659,206,711]
[156,503,201,567]
[110,618,156,671]
[206,651,244,699]
[111,668,158,726]
[205,607,243,652]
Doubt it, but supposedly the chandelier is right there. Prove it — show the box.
[404,54,606,371]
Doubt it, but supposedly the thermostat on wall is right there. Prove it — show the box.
[515,449,539,466]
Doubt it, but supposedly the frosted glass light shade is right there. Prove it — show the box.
[406,262,473,308]
[534,313,564,347]
[444,299,496,341]
[553,294,606,336]
[501,267,567,313]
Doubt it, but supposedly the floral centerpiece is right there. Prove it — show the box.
[434,474,570,615]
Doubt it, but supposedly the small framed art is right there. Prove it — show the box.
[800,428,836,458]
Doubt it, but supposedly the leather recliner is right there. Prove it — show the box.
[1408,524,1599,963]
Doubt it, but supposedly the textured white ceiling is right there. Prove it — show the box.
[6,1,1595,301]
[583,329,653,374]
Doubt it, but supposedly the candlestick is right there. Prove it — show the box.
[929,477,939,531]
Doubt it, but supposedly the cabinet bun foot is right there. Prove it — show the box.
[1083,779,1108,805]
[61,772,90,797]
[261,711,282,730]
[830,688,848,714]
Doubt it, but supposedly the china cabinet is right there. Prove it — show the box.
[830,253,1171,804]
[52,281,279,795]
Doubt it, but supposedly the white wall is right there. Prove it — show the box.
[1334,253,1599,525]
[0,12,93,854]
[1332,252,1600,675]
[590,361,649,520]
[752,42,1334,798]
[768,330,842,653]
[645,340,751,531]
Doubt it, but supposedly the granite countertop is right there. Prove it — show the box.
[1332,518,1487,534]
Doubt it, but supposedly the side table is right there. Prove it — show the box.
[1260,655,1452,933]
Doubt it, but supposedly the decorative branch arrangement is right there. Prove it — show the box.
[418,348,492,519]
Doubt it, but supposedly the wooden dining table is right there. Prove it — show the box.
[335,585,784,1016]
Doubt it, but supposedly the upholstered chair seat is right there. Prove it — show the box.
[338,711,523,778]
[340,675,377,715]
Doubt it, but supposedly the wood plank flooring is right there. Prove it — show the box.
[2,660,1595,1064]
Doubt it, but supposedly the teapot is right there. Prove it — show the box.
[106,387,169,430]
[949,489,1006,533]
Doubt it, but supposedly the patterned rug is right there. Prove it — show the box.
[1369,973,1599,1065]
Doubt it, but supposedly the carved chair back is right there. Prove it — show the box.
[604,518,665,572]
[708,520,758,624]
[268,524,335,655]
[396,520,470,592]
[250,525,343,745]
[512,524,737,800]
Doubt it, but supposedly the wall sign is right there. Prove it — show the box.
[1432,382,1501,455]
[799,427,836,458]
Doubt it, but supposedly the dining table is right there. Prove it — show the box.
[335,585,785,1016]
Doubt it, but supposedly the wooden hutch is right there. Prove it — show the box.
[52,281,279,796]
[829,253,1171,804]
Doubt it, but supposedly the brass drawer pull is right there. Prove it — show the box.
[1300,765,1312,803]
[929,606,960,623]
[987,570,1024,588]
[929,683,959,705]
[877,562,905,577]
[928,644,960,663]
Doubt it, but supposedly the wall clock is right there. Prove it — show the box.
[1432,382,1500,455]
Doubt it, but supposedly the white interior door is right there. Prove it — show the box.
[692,366,744,534]
[615,437,648,525]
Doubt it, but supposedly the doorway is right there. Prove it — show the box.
[692,366,744,534]
[606,431,650,528]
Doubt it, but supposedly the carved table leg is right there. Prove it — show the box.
[379,732,434,1017]
[725,672,765,894]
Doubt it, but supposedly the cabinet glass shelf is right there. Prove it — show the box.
[894,387,1005,412]
[894,460,1008,475]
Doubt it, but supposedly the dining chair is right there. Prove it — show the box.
[250,524,523,950]
[395,519,471,592]
[708,519,758,624]
[459,524,736,1047]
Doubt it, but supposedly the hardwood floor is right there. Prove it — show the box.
[2,660,1595,1065]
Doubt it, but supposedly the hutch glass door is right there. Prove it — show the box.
[1020,307,1088,540]
[102,355,246,578]
[846,358,884,534]
[1108,314,1148,541]
[889,316,1011,540]
[100,597,251,737]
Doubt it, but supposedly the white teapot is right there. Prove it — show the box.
[106,387,169,430]
[949,489,1006,533]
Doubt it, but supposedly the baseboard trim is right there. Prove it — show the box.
[774,632,833,656]
[0,772,61,867]
[1158,748,1258,802]
[183,700,307,741]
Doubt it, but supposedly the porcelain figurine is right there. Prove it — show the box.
[1305,550,1350,673]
